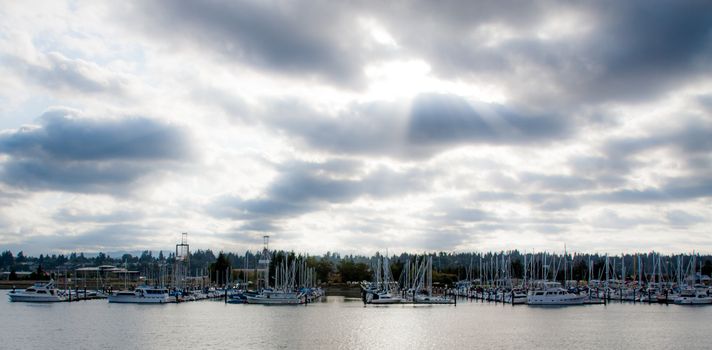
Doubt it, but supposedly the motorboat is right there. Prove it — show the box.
[244,289,305,305]
[8,280,66,302]
[505,289,528,304]
[414,294,454,304]
[674,288,712,305]
[108,285,170,304]
[527,282,585,305]
[367,292,403,304]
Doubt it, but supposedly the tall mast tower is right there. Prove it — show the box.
[257,235,271,290]
[174,232,190,290]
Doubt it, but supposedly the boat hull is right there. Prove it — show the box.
[414,296,454,304]
[527,295,586,305]
[369,298,403,304]
[8,293,65,302]
[674,298,712,305]
[108,295,169,304]
[244,296,304,304]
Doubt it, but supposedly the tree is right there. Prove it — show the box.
[9,268,17,280]
[95,252,107,265]
[315,258,334,283]
[338,260,372,282]
[30,264,49,280]
[702,260,712,277]
[0,250,13,269]
[209,252,231,285]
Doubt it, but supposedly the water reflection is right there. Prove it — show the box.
[1,291,711,349]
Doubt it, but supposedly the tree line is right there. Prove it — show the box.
[2,249,711,285]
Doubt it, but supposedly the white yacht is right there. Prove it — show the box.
[505,289,528,305]
[674,288,712,305]
[107,285,170,304]
[8,280,66,302]
[244,289,304,305]
[414,294,453,304]
[367,292,403,304]
[527,282,585,305]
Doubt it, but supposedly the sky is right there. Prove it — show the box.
[0,1,711,256]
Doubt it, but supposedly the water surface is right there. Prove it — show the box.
[1,291,710,349]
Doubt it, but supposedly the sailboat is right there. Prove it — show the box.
[245,250,305,305]
[413,256,454,304]
[363,254,403,304]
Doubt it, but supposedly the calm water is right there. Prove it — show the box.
[2,290,711,349]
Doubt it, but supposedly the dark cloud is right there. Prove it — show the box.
[427,198,489,223]
[584,2,712,101]
[528,194,580,212]
[237,94,572,159]
[604,120,712,158]
[125,0,712,105]
[0,108,193,193]
[591,209,657,229]
[389,1,712,104]
[518,172,595,192]
[3,224,160,253]
[209,197,316,221]
[209,159,433,229]
[699,94,712,112]
[52,208,145,223]
[566,118,712,195]
[2,52,128,95]
[0,187,24,207]
[134,0,385,86]
[263,99,405,156]
[666,210,706,227]
[591,177,712,204]
[408,229,472,251]
[407,94,569,146]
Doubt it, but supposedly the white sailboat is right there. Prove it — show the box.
[364,254,403,304]
[413,256,454,304]
[246,244,305,305]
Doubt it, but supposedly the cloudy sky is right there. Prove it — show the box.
[1,1,711,255]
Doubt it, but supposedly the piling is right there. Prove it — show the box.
[647,289,651,304]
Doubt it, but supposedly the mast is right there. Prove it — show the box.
[605,254,609,291]
[523,252,527,287]
[638,254,643,288]
[428,255,433,297]
[564,244,567,286]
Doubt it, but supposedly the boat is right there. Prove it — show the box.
[505,289,528,305]
[8,280,67,302]
[527,282,585,305]
[411,256,453,304]
[107,285,170,304]
[362,254,406,305]
[414,294,452,304]
[366,291,403,304]
[244,289,304,305]
[674,288,712,305]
